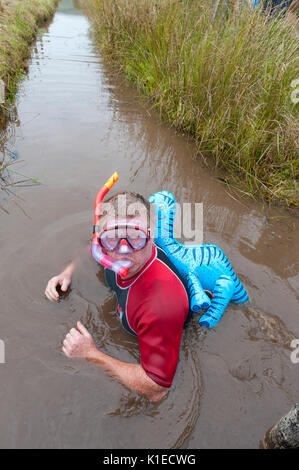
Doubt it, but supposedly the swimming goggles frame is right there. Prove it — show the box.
[95,224,151,252]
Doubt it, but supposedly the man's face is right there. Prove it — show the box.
[99,215,153,278]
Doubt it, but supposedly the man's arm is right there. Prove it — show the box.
[62,321,168,402]
[45,246,89,301]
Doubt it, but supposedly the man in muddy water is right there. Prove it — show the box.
[45,192,192,402]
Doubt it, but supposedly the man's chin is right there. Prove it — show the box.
[126,265,137,277]
[126,263,142,278]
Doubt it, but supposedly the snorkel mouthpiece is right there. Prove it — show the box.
[91,172,130,278]
[118,266,129,277]
[91,243,129,277]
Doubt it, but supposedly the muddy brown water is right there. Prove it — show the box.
[0,0,298,449]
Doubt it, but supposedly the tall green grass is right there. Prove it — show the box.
[0,0,59,115]
[86,0,298,207]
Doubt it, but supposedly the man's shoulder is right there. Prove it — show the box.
[136,246,188,290]
[132,249,189,312]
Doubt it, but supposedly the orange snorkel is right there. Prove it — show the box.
[91,172,129,278]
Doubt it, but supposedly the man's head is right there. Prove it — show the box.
[96,191,155,278]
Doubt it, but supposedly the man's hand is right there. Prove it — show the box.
[62,321,168,402]
[45,268,73,302]
[62,321,97,359]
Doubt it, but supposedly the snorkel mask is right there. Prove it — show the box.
[91,172,131,278]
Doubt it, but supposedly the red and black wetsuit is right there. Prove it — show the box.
[104,244,192,388]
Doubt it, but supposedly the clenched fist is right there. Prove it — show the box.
[62,321,97,359]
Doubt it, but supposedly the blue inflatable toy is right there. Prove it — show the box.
[251,0,293,11]
[250,0,294,17]
[148,191,249,327]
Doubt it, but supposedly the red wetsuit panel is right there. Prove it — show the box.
[106,245,190,388]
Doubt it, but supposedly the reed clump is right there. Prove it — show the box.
[86,0,299,207]
[0,0,59,115]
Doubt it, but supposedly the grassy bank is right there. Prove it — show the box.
[0,0,59,187]
[0,0,60,116]
[85,0,298,208]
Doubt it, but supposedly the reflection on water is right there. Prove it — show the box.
[0,0,298,449]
